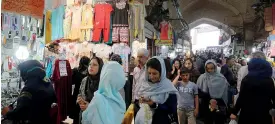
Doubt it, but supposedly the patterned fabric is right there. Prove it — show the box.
[112,26,129,43]
[230,63,241,80]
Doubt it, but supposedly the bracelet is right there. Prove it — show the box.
[153,103,158,109]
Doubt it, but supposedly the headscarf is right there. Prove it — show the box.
[135,57,178,124]
[78,56,90,72]
[85,57,104,102]
[88,57,104,80]
[82,62,126,124]
[247,58,272,78]
[183,58,200,82]
[18,60,50,84]
[138,56,178,104]
[110,54,122,65]
[171,58,182,80]
[197,59,229,104]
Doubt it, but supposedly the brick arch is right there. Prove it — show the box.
[188,18,235,35]
[181,0,243,24]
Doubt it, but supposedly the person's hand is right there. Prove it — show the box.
[51,103,58,108]
[210,99,218,110]
[139,97,154,106]
[1,106,9,116]
[79,100,89,111]
[177,69,181,76]
[194,108,199,117]
[172,64,175,74]
[77,96,84,103]
[230,114,237,120]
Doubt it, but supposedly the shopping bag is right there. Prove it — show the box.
[229,120,238,124]
[122,104,135,124]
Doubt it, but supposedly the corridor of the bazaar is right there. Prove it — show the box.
[1,0,275,124]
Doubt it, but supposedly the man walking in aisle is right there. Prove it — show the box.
[132,48,149,116]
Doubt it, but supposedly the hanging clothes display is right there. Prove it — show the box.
[112,0,129,43]
[63,7,73,39]
[92,3,113,43]
[51,5,65,41]
[160,21,173,40]
[112,43,131,72]
[70,6,82,40]
[80,4,94,42]
[52,59,72,124]
[129,1,146,42]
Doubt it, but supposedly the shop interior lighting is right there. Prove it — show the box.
[15,46,29,60]
[252,47,256,52]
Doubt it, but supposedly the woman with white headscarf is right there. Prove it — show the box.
[197,59,229,124]
[135,56,179,124]
[82,61,126,124]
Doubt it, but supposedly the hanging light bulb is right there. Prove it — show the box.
[15,46,29,60]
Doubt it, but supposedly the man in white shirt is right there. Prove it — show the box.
[132,48,149,102]
[237,51,266,92]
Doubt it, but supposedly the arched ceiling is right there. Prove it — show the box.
[189,18,235,35]
[168,0,256,32]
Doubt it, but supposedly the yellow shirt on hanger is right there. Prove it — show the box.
[45,11,52,44]
[80,4,94,41]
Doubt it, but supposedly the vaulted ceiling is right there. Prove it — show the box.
[168,0,257,33]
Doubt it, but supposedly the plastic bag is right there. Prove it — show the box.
[135,103,152,124]
[229,120,238,124]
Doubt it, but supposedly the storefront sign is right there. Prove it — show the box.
[155,40,172,46]
[1,0,44,18]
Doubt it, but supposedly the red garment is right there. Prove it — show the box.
[52,59,72,124]
[92,4,113,42]
[160,22,169,40]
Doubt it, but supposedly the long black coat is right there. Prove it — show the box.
[5,60,56,124]
[233,76,275,124]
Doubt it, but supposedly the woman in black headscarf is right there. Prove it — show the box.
[2,60,56,124]
[171,59,182,81]
[230,58,275,124]
[77,57,104,124]
[70,56,90,124]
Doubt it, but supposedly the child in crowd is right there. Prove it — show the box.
[173,69,199,124]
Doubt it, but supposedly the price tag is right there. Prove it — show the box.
[59,61,68,77]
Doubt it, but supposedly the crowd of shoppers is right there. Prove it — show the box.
[1,49,275,124]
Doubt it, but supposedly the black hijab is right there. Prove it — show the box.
[18,60,47,84]
[78,56,91,72]
[85,57,104,102]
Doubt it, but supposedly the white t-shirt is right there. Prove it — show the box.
[94,43,112,60]
[112,43,131,72]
